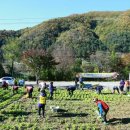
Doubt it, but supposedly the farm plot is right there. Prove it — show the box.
[0,87,130,130]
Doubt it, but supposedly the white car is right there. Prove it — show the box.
[0,77,15,86]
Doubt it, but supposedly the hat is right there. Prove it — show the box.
[93,98,98,102]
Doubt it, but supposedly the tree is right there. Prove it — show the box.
[90,51,111,72]
[2,38,20,76]
[52,44,75,70]
[0,63,5,77]
[81,60,94,73]
[121,53,130,78]
[109,51,122,72]
[55,26,105,59]
[22,49,58,83]
[121,53,130,66]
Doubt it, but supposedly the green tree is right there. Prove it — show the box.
[0,63,5,77]
[55,26,105,59]
[2,38,20,76]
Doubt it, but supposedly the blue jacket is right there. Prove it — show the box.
[49,84,54,92]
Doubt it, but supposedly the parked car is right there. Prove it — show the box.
[83,84,93,90]
[0,77,15,86]
[18,79,25,86]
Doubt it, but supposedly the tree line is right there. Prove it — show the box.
[1,10,130,80]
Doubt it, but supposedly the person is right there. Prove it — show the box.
[38,82,46,92]
[66,86,76,97]
[125,80,130,92]
[2,81,8,90]
[79,76,84,90]
[14,79,18,86]
[95,85,103,94]
[119,79,125,94]
[25,84,33,98]
[49,82,54,100]
[38,89,46,118]
[112,86,120,94]
[13,85,19,94]
[74,75,79,88]
[93,98,109,125]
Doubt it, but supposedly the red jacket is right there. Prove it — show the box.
[96,100,109,111]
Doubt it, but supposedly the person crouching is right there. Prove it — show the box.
[93,98,109,125]
[25,85,33,98]
[2,81,8,90]
[66,86,76,97]
[13,85,19,94]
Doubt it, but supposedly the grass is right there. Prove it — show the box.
[0,87,130,130]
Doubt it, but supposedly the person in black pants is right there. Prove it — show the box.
[66,86,76,97]
[49,82,54,100]
[38,89,46,118]
[2,81,8,90]
[96,85,103,94]
[74,76,79,88]
[112,86,120,94]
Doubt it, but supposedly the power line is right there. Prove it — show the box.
[0,18,47,21]
[0,17,52,25]
[0,22,41,25]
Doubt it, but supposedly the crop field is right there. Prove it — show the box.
[0,86,130,130]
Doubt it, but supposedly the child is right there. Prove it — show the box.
[38,89,46,118]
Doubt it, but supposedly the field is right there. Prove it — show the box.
[0,86,130,130]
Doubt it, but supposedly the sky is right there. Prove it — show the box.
[0,0,130,30]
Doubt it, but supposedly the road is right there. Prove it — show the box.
[25,81,120,90]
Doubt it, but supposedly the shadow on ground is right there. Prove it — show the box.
[65,99,81,101]
[1,111,32,117]
[0,115,7,122]
[51,112,88,118]
[109,118,130,125]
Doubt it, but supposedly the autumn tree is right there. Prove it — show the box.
[52,44,75,70]
[121,53,130,66]
[90,51,111,72]
[22,49,58,83]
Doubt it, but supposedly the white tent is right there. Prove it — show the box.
[79,72,118,79]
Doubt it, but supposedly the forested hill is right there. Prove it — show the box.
[1,10,130,59]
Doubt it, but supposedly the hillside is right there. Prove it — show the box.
[1,10,130,60]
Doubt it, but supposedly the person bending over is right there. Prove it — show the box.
[93,98,109,125]
[13,85,19,94]
[2,81,8,90]
[112,86,120,94]
[25,85,33,98]
[67,86,76,97]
